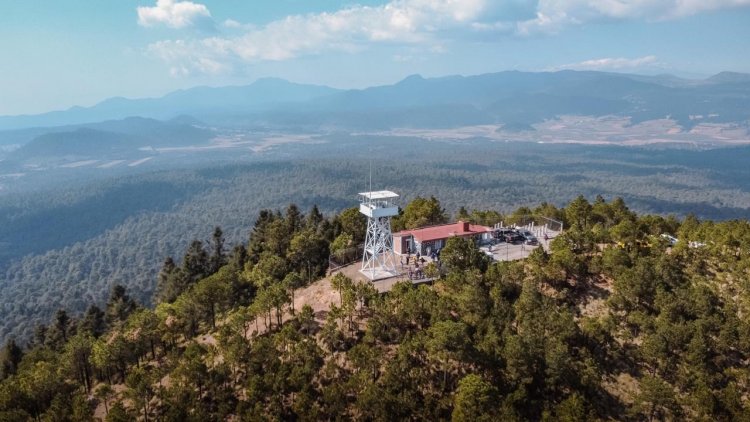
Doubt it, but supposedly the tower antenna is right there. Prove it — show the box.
[369,159,373,199]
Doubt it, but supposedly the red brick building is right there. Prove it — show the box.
[393,221,493,255]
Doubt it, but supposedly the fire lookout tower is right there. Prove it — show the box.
[358,190,400,280]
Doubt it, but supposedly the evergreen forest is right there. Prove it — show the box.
[4,140,750,344]
[1,196,749,421]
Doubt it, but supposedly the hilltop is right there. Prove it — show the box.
[0,196,748,420]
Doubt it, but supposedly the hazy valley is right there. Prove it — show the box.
[1,70,750,344]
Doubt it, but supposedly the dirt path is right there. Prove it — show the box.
[230,263,411,339]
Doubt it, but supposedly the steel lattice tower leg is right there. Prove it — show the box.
[361,216,397,279]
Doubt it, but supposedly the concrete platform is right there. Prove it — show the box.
[480,229,561,261]
[359,268,401,281]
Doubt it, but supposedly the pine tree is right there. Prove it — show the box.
[155,256,182,303]
[248,209,277,263]
[452,374,498,422]
[183,239,210,283]
[285,203,304,235]
[106,284,137,326]
[0,338,23,380]
[211,226,226,273]
[79,305,107,338]
[308,205,324,230]
[51,309,72,345]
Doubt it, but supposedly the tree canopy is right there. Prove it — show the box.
[0,196,748,420]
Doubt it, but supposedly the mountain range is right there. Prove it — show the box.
[1,70,749,134]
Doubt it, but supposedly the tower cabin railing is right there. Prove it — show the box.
[358,191,399,218]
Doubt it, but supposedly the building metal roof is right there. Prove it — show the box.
[358,190,399,200]
[393,221,492,243]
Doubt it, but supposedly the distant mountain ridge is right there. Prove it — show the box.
[706,71,750,84]
[297,70,750,129]
[1,70,749,132]
[0,78,340,131]
[4,117,213,164]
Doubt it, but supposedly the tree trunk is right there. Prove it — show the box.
[83,360,92,391]
[442,361,448,391]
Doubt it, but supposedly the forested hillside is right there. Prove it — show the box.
[0,196,748,421]
[3,141,750,344]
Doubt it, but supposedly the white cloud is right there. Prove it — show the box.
[148,0,487,74]
[137,0,212,29]
[144,0,750,75]
[516,0,750,34]
[554,55,659,71]
[222,19,241,29]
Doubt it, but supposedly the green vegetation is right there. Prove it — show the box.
[2,140,750,343]
[1,196,748,420]
[393,195,448,231]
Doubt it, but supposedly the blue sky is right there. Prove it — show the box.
[1,0,749,115]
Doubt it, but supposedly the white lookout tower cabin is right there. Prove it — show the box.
[358,190,400,281]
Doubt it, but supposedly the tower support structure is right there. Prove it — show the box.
[358,191,400,280]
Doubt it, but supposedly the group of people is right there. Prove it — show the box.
[401,248,441,280]
[408,268,425,280]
